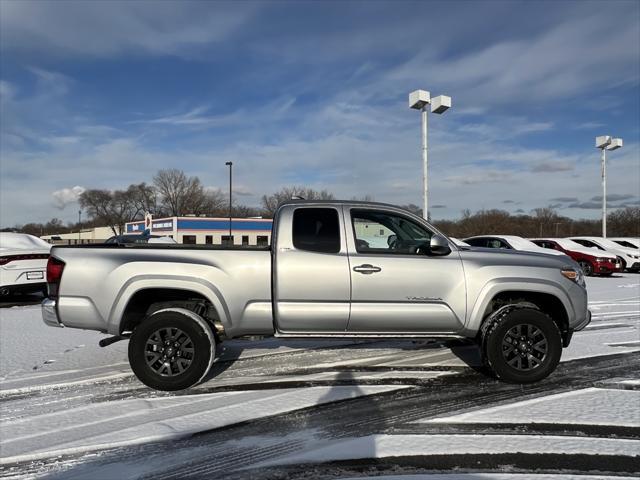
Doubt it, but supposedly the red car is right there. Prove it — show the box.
[531,238,621,276]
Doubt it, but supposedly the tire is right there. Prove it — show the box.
[128,308,215,391]
[482,306,562,383]
[618,257,627,272]
[578,261,594,277]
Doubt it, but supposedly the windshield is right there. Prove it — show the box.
[506,237,542,250]
[555,238,594,251]
[597,238,631,250]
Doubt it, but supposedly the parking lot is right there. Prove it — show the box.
[1,273,638,479]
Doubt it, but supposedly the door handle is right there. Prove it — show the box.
[353,264,382,274]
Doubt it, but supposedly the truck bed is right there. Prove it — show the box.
[54,244,271,251]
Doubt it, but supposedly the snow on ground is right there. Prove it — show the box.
[0,385,408,464]
[257,434,640,466]
[0,273,638,477]
[0,306,128,380]
[418,387,640,427]
[341,475,640,480]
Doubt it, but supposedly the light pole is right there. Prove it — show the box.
[78,210,81,243]
[225,161,233,243]
[409,90,451,220]
[595,136,623,237]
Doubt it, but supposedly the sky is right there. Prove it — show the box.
[0,0,639,227]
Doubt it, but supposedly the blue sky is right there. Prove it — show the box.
[1,0,639,227]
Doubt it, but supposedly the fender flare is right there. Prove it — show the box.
[466,278,575,334]
[107,274,231,335]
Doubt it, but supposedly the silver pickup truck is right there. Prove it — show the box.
[42,200,590,391]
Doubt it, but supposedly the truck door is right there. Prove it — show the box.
[346,207,466,333]
[273,205,351,333]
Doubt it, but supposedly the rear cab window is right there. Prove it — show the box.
[292,208,341,254]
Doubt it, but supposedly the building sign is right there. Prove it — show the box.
[152,220,174,231]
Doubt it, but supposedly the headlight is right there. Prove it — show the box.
[562,267,586,287]
[596,257,607,262]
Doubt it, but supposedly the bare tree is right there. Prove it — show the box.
[608,207,640,236]
[152,169,224,216]
[79,187,147,235]
[261,186,335,217]
[127,183,159,217]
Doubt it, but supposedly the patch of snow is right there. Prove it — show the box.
[341,475,639,480]
[259,434,640,467]
[417,387,640,427]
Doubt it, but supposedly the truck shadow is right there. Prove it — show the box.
[199,337,489,388]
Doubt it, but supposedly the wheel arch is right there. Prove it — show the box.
[108,276,230,336]
[468,281,573,345]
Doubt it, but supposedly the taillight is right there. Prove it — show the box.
[46,257,65,298]
[0,253,49,266]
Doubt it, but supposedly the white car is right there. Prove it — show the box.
[463,235,567,256]
[0,233,51,297]
[569,236,640,272]
[450,237,470,247]
[609,237,640,250]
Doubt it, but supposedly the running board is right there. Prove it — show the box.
[274,332,467,340]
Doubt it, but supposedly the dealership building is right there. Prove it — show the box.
[41,216,273,246]
[125,216,273,246]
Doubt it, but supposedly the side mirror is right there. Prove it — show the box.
[429,234,451,256]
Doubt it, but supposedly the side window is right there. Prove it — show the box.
[292,208,340,254]
[465,238,486,247]
[351,209,432,255]
[574,239,603,250]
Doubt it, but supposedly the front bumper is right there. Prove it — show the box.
[563,309,591,347]
[593,260,616,274]
[574,309,591,332]
[42,298,64,328]
[627,261,640,271]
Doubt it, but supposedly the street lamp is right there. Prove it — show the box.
[409,90,451,220]
[78,210,82,243]
[595,135,623,237]
[225,161,233,244]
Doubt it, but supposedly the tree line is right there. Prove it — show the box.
[4,169,639,238]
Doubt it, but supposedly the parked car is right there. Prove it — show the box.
[0,232,51,297]
[43,200,590,390]
[569,237,640,272]
[609,237,640,249]
[531,238,620,276]
[105,234,177,244]
[463,235,567,257]
[450,237,470,247]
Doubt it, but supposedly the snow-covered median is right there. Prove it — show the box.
[257,434,640,466]
[417,387,640,427]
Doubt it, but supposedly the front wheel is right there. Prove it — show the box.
[578,260,594,276]
[482,307,562,383]
[128,308,215,391]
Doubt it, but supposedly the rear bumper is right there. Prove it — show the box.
[0,282,46,296]
[42,298,64,328]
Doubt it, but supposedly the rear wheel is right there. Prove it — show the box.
[128,308,215,391]
[578,260,594,276]
[482,307,562,383]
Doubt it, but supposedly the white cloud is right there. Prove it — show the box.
[0,1,257,58]
[52,186,86,209]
